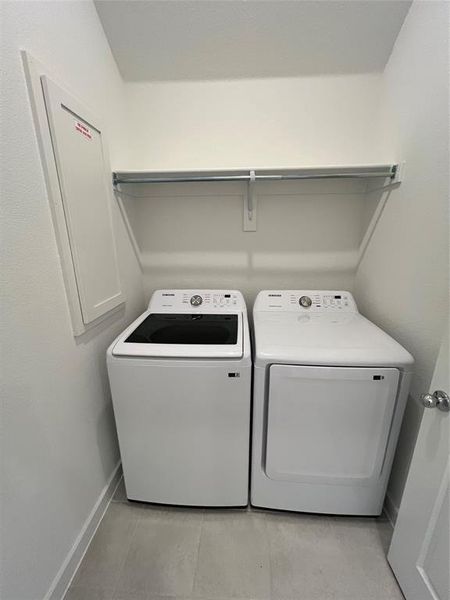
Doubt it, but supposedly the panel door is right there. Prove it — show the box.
[388,330,449,600]
[265,364,400,485]
[41,76,123,325]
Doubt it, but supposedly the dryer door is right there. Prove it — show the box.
[265,365,400,486]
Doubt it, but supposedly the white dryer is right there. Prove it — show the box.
[251,290,414,515]
[107,289,251,507]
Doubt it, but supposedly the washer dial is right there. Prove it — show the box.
[190,294,203,306]
[299,295,312,308]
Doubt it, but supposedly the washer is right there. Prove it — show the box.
[107,289,251,507]
[251,290,414,515]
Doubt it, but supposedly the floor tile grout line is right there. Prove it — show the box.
[109,505,142,599]
[261,512,275,600]
[190,509,206,598]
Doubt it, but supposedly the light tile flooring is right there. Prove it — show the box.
[65,479,404,600]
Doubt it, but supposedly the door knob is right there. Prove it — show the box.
[420,390,450,412]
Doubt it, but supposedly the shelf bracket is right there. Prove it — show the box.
[244,169,257,232]
[391,161,406,184]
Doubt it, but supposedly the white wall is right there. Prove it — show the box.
[122,74,385,300]
[125,74,384,170]
[354,0,449,515]
[123,178,372,302]
[0,2,144,599]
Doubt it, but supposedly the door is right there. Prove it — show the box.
[388,330,449,600]
[41,76,123,326]
[265,365,400,485]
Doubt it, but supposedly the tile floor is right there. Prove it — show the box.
[65,479,404,600]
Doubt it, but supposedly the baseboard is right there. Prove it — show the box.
[43,462,122,600]
[383,491,399,527]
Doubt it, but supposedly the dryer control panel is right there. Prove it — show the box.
[148,289,247,312]
[254,290,358,312]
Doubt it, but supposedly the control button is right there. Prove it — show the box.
[299,296,312,308]
[190,295,203,306]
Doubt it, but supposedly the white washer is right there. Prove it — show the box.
[251,290,414,515]
[107,289,251,507]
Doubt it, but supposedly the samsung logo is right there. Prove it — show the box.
[268,294,282,297]
[162,293,175,296]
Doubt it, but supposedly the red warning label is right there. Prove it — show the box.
[75,121,92,140]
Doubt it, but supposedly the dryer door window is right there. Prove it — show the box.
[265,365,400,485]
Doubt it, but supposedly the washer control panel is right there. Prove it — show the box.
[185,292,240,308]
[254,290,357,312]
[149,290,246,312]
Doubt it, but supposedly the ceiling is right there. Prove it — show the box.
[95,0,411,82]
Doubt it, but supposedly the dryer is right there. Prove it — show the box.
[251,290,414,515]
[107,289,251,507]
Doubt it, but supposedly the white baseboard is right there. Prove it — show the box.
[44,462,122,600]
[383,491,399,527]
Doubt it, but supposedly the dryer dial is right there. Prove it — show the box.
[190,294,203,306]
[299,295,312,308]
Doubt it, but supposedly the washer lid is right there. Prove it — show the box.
[254,312,413,368]
[112,311,243,358]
